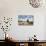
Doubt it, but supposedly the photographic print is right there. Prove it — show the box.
[18,15,34,25]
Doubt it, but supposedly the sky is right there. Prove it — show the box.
[18,15,34,21]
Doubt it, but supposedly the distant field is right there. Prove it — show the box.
[18,21,33,25]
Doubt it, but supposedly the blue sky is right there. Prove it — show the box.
[18,15,33,19]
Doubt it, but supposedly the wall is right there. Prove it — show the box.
[0,0,46,40]
[44,15,46,40]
